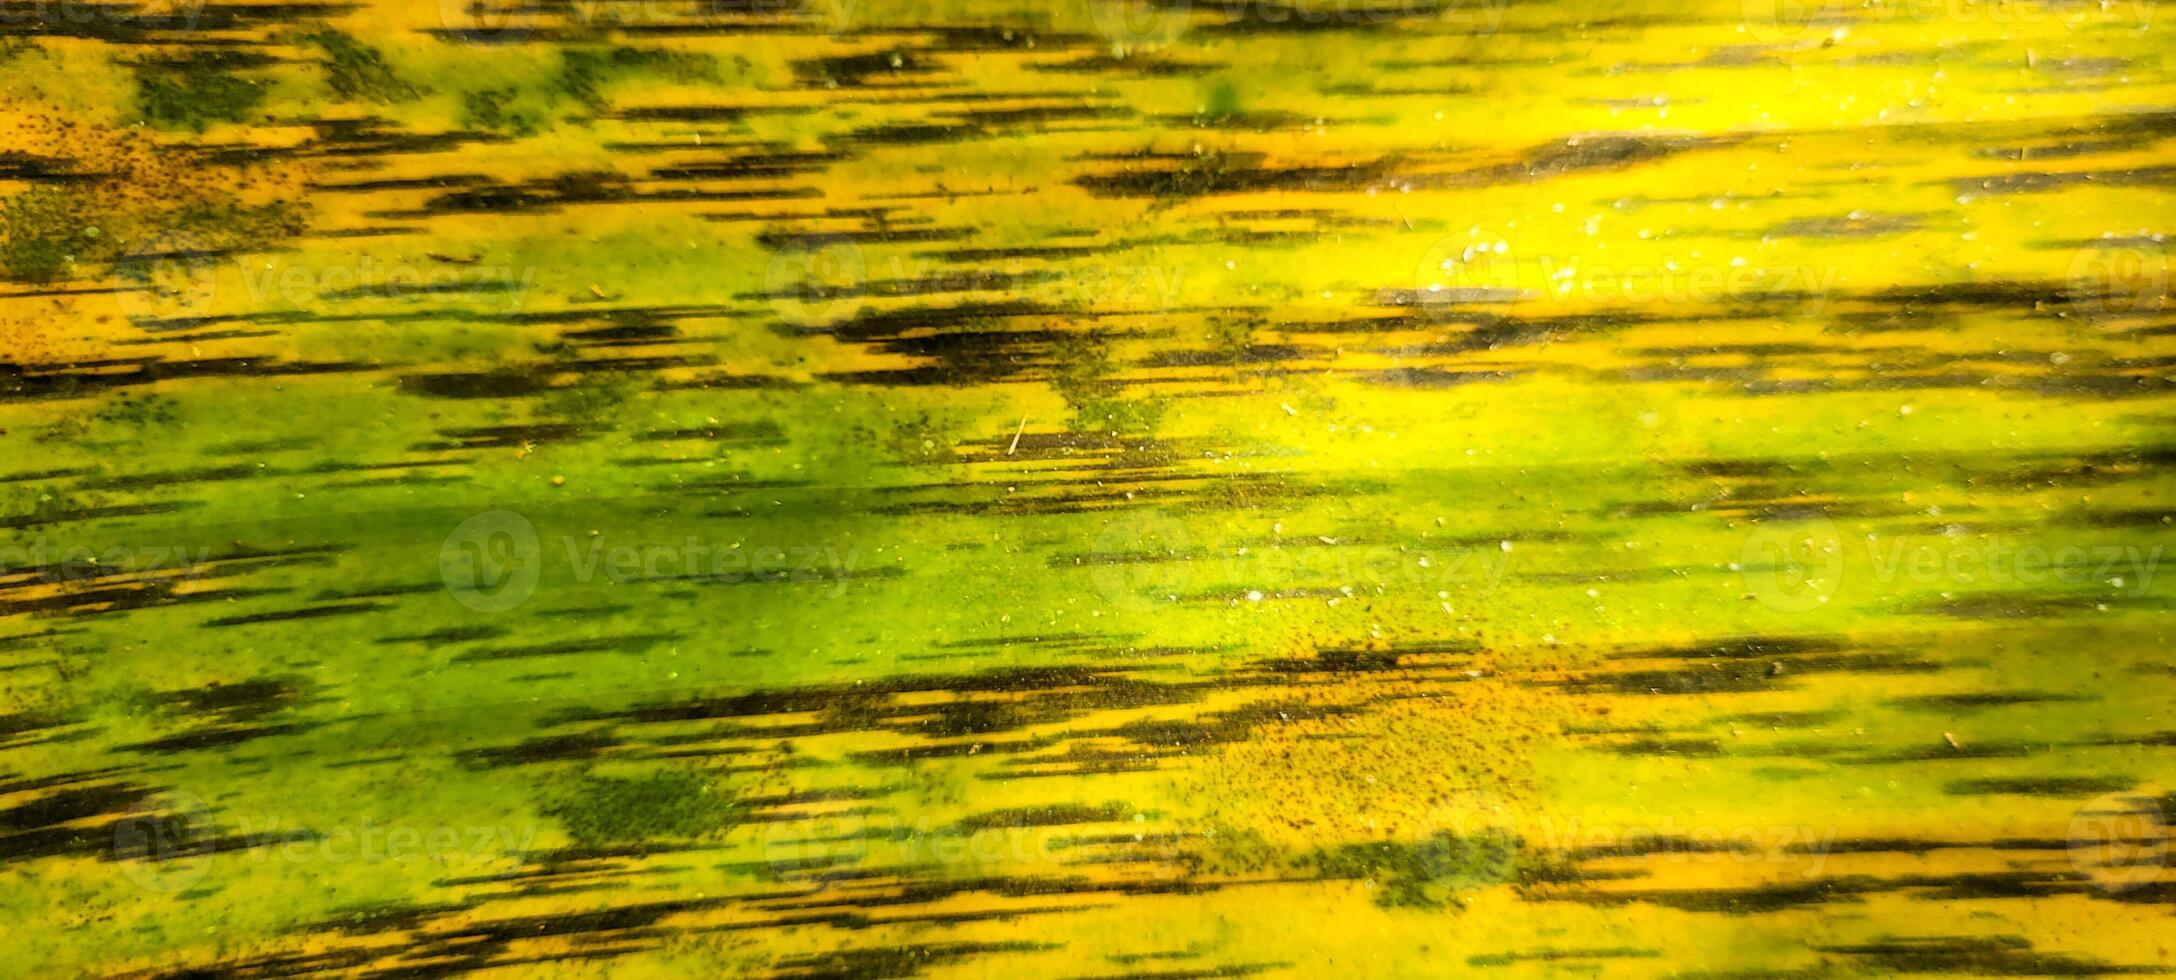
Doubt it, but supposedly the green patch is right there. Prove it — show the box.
[0,484,84,526]
[876,411,963,466]
[0,186,112,282]
[1,180,305,286]
[557,46,720,111]
[160,198,311,252]
[91,392,181,432]
[1196,825,1282,875]
[1202,78,1244,121]
[299,29,421,104]
[544,770,747,849]
[462,87,543,137]
[130,50,271,131]
[540,369,641,429]
[1066,392,1167,436]
[1051,332,1167,436]
[1311,830,1575,910]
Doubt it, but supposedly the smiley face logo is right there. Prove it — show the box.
[1738,516,1843,613]
[757,806,901,878]
[806,0,860,33]
[1086,510,1194,612]
[763,236,868,328]
[436,0,538,44]
[2068,791,2170,893]
[2067,243,2169,323]
[1740,0,1847,46]
[441,509,542,613]
[111,230,223,329]
[1411,233,1528,318]
[111,788,215,894]
[1087,0,1193,51]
